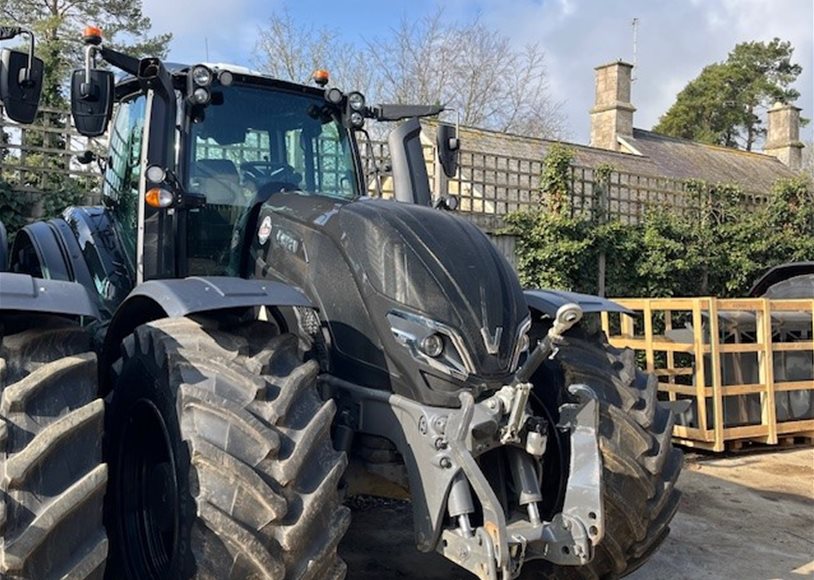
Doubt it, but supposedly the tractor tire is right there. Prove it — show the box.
[103,317,350,579]
[522,330,682,579]
[0,316,107,579]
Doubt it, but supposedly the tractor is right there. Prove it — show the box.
[0,26,681,579]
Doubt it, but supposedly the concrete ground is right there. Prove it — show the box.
[339,447,814,580]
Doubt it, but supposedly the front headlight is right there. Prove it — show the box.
[191,64,213,86]
[387,310,475,380]
[347,91,365,111]
[420,333,444,358]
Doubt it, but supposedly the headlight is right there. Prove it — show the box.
[420,333,444,358]
[347,91,365,111]
[350,111,364,127]
[387,310,475,380]
[145,165,166,184]
[191,87,210,104]
[191,65,213,86]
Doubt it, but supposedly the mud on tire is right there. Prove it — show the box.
[104,317,350,579]
[0,316,107,579]
[523,330,682,579]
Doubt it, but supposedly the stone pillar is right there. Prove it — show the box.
[764,102,803,170]
[589,61,636,151]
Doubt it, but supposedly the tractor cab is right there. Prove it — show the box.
[92,60,366,286]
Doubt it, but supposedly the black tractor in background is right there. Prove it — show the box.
[0,26,681,579]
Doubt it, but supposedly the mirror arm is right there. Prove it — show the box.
[371,104,445,122]
[98,46,140,77]
[21,29,34,85]
[81,44,98,97]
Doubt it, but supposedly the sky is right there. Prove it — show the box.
[141,0,814,145]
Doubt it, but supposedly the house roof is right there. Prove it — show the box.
[624,129,797,193]
[438,123,798,195]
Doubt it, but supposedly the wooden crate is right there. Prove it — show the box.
[601,298,814,451]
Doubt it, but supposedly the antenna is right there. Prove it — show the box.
[631,17,639,82]
[205,37,210,61]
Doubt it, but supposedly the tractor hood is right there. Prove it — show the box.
[333,199,530,382]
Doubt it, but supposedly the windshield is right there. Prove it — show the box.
[183,83,359,275]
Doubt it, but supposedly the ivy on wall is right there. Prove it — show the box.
[505,145,814,298]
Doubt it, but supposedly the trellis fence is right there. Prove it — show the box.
[360,139,768,230]
[0,106,102,209]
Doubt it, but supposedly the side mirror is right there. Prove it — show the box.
[0,48,44,124]
[70,68,114,137]
[436,123,460,178]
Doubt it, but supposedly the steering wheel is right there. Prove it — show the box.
[240,161,299,183]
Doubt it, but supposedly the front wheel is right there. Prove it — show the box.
[523,330,682,578]
[104,317,350,579]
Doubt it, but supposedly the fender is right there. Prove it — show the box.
[100,276,313,393]
[524,288,632,318]
[9,207,134,318]
[0,273,100,319]
[10,220,75,281]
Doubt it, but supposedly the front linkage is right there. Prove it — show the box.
[328,304,604,579]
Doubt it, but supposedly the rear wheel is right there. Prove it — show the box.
[522,330,682,579]
[104,317,350,579]
[0,316,107,579]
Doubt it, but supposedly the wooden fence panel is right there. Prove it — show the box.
[0,106,104,214]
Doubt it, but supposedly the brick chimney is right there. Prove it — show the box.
[763,102,803,170]
[590,61,636,151]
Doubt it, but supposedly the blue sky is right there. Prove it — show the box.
[142,0,814,145]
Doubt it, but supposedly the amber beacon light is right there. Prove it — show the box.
[83,25,103,44]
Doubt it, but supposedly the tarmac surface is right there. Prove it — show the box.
[339,447,814,580]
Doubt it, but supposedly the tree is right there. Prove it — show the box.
[366,10,564,137]
[253,7,565,139]
[253,7,371,94]
[654,38,802,151]
[0,0,171,106]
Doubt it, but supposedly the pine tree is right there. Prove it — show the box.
[654,38,803,151]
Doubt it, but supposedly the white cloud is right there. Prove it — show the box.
[476,0,813,143]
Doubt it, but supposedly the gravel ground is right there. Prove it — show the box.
[339,447,814,580]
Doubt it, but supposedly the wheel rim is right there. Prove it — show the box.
[116,398,180,578]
